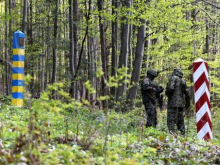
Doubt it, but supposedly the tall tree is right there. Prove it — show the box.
[45,4,51,90]
[22,0,27,34]
[127,0,148,107]
[116,0,131,110]
[52,0,59,99]
[27,0,35,95]
[204,6,209,54]
[73,0,79,99]
[98,0,108,108]
[69,0,75,98]
[41,30,45,93]
[4,0,9,95]
[88,1,98,103]
[110,0,119,101]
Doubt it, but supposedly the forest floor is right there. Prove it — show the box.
[0,95,220,164]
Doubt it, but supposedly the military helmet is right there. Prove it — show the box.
[147,69,158,77]
[173,68,183,78]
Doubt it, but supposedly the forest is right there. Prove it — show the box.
[0,0,220,164]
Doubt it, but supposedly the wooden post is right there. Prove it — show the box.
[12,31,25,107]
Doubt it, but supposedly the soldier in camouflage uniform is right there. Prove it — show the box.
[141,69,164,127]
[165,68,190,135]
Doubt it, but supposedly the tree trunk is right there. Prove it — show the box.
[88,36,97,103]
[69,0,75,98]
[110,0,119,104]
[98,0,108,109]
[88,1,97,103]
[204,18,209,54]
[211,2,218,101]
[41,30,45,93]
[45,6,51,89]
[8,0,13,94]
[4,0,9,96]
[22,0,27,34]
[116,0,131,111]
[127,18,146,108]
[128,24,133,75]
[143,24,150,71]
[204,5,209,54]
[52,0,59,99]
[9,0,12,56]
[27,0,35,96]
[73,0,79,100]
[128,1,133,76]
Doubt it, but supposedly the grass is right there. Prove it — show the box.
[0,96,219,164]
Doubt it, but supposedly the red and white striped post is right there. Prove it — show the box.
[193,58,212,140]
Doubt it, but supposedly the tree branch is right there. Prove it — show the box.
[200,8,220,26]
[201,0,220,9]
[144,32,155,41]
[0,59,12,68]
[74,0,92,78]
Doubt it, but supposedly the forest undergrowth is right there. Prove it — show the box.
[0,93,220,165]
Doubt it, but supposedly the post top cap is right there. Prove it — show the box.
[14,30,24,34]
[193,58,205,63]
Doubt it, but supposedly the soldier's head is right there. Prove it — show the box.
[147,69,158,80]
[173,68,183,78]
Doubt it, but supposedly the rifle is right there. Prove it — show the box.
[156,86,164,110]
[157,67,171,75]
[158,94,163,110]
[157,65,194,76]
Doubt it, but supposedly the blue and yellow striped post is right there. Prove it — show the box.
[12,31,25,107]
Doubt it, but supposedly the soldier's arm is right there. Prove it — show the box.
[142,78,156,91]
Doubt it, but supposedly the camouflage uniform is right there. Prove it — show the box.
[165,69,190,135]
[141,70,164,127]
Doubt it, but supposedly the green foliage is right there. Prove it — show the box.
[0,93,220,164]
[85,80,96,94]
[1,0,220,163]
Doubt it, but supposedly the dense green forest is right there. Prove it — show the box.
[0,0,220,164]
